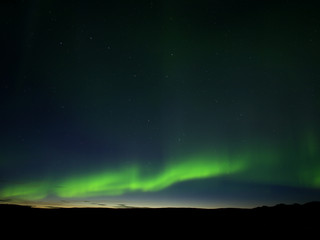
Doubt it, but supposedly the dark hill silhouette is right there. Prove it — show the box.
[1,202,319,236]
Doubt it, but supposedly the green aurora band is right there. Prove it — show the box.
[0,153,246,200]
[56,154,246,198]
[1,132,319,201]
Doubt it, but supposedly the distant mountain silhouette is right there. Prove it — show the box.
[1,202,319,236]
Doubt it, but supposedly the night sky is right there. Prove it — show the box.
[1,0,320,208]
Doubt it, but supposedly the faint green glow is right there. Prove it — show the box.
[0,182,49,201]
[299,130,320,188]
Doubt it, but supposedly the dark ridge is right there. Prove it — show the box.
[1,202,319,235]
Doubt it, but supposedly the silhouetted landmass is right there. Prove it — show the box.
[1,202,319,235]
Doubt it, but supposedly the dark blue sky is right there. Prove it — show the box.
[1,0,320,208]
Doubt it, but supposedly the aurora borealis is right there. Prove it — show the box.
[1,0,320,208]
[1,153,245,200]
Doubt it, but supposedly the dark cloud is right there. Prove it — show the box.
[115,203,141,209]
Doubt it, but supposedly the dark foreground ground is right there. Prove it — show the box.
[1,202,319,236]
